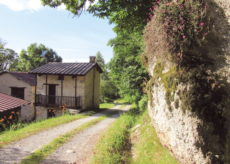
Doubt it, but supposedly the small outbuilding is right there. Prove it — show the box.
[0,92,30,130]
[0,72,36,121]
[29,56,103,120]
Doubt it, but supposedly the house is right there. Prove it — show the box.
[0,92,30,130]
[29,56,103,120]
[0,72,36,121]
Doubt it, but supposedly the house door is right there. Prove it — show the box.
[48,85,56,104]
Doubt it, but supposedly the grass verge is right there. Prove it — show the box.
[0,103,115,147]
[21,110,119,164]
[119,104,126,109]
[91,105,178,164]
[114,98,131,104]
[131,111,178,164]
[99,102,115,109]
[91,103,138,164]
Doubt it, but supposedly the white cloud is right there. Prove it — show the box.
[57,3,66,10]
[0,0,43,11]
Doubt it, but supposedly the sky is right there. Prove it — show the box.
[0,0,116,63]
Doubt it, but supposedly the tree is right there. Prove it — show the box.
[95,51,117,102]
[0,39,19,72]
[18,43,62,71]
[41,0,153,32]
[107,31,149,101]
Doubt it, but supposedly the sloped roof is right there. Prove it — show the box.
[0,71,35,86]
[0,92,30,112]
[29,62,103,75]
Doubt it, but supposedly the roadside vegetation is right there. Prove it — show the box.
[131,111,178,164]
[99,102,115,109]
[91,98,178,164]
[0,103,115,147]
[21,110,119,164]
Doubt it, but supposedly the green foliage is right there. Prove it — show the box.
[143,0,230,69]
[108,31,149,101]
[41,0,154,33]
[95,52,118,102]
[17,43,62,71]
[138,95,148,112]
[0,38,19,72]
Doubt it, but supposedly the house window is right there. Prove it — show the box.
[47,109,56,118]
[58,75,64,80]
[11,87,24,99]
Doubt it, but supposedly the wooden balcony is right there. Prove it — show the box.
[35,95,81,109]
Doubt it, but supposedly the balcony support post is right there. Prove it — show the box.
[61,77,63,107]
[75,76,77,109]
[46,74,47,104]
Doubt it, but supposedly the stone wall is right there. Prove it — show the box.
[0,73,35,121]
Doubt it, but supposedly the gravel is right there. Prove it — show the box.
[40,105,131,164]
[0,105,123,164]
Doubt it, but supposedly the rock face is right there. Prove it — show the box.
[148,79,211,164]
[144,1,230,163]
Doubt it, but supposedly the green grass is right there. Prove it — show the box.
[114,98,131,104]
[0,103,115,147]
[21,110,119,164]
[91,105,178,164]
[132,111,178,164]
[91,103,138,164]
[99,102,115,109]
[119,104,126,109]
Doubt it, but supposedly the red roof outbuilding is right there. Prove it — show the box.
[0,92,30,112]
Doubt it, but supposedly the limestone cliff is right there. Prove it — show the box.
[143,0,230,163]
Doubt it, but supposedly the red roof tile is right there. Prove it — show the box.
[0,93,30,112]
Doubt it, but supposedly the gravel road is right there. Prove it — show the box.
[40,105,131,164]
[0,105,122,164]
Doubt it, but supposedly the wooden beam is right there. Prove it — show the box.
[92,68,95,108]
[75,76,77,109]
[61,78,63,107]
[46,74,47,104]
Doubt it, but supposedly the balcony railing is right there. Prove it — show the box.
[35,95,81,109]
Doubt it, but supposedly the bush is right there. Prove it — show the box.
[104,97,113,102]
[138,95,148,111]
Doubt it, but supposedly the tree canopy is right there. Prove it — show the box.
[41,0,152,32]
[0,39,19,72]
[18,43,62,71]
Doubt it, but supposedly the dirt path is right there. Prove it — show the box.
[39,105,131,164]
[0,105,122,164]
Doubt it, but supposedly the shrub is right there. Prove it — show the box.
[138,95,148,111]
